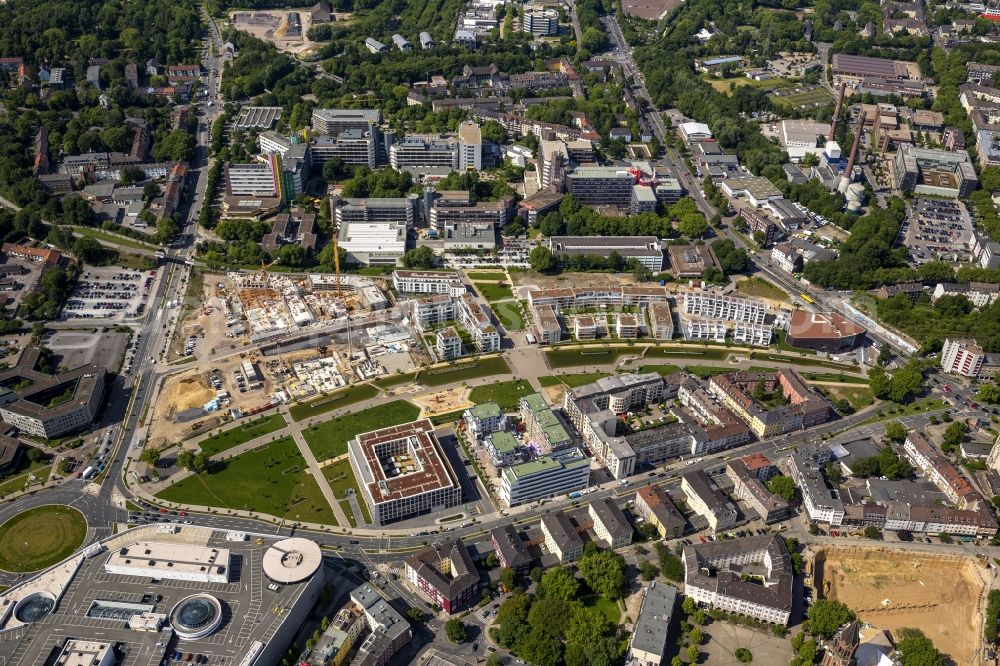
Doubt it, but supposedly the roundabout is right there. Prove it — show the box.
[0,505,87,573]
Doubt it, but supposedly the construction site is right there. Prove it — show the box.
[229,9,324,57]
[810,545,990,665]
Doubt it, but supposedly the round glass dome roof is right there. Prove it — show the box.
[14,592,55,623]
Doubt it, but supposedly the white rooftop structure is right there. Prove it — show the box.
[262,537,323,584]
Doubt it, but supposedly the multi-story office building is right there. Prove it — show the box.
[0,348,106,439]
[940,337,986,377]
[310,130,378,168]
[683,535,793,625]
[546,236,665,271]
[538,140,568,190]
[389,137,459,171]
[540,511,585,562]
[225,160,278,196]
[681,470,737,532]
[588,498,633,548]
[348,419,462,525]
[334,195,417,266]
[312,108,381,134]
[565,167,635,206]
[891,145,979,198]
[428,191,512,231]
[520,7,559,35]
[457,121,482,171]
[499,448,591,507]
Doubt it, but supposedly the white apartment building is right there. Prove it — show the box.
[392,270,465,296]
[406,295,457,330]
[436,327,462,360]
[789,451,844,526]
[681,291,767,324]
[457,293,500,352]
[648,302,674,340]
[931,282,1000,309]
[940,337,986,377]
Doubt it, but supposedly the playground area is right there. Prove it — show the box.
[413,386,472,417]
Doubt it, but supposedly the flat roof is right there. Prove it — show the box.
[261,537,322,584]
[630,583,676,658]
[351,419,459,504]
[105,541,230,578]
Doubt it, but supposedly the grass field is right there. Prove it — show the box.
[546,347,633,368]
[303,400,421,462]
[372,372,417,389]
[492,301,524,330]
[770,84,833,111]
[637,364,682,377]
[736,277,788,302]
[157,437,337,525]
[0,505,87,572]
[467,271,508,281]
[749,351,858,371]
[0,453,51,498]
[861,399,945,425]
[197,413,287,457]
[706,76,783,95]
[645,346,731,361]
[822,385,875,410]
[585,596,621,624]
[475,282,514,302]
[686,365,735,378]
[322,459,372,525]
[468,379,534,410]
[420,356,511,387]
[538,372,612,388]
[72,225,158,250]
[801,372,868,384]
[289,383,379,421]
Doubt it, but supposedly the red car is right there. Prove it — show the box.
[159,508,168,514]
[832,530,839,537]
[699,536,706,543]
[942,385,951,392]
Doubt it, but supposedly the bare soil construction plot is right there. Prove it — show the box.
[812,546,988,665]
[230,9,320,57]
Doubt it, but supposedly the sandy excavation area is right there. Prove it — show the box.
[412,387,471,417]
[812,546,989,665]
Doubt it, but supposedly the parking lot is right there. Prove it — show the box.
[62,266,159,321]
[902,197,975,264]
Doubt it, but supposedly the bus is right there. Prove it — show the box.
[800,293,814,304]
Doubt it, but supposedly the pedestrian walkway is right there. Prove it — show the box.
[290,429,350,527]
